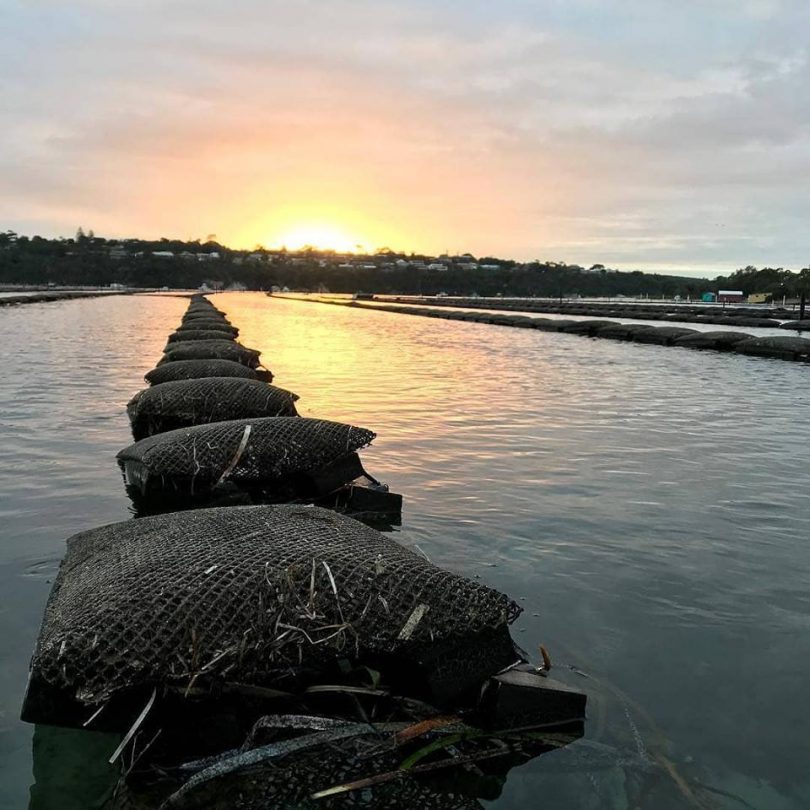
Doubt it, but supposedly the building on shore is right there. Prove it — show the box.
[717,290,744,303]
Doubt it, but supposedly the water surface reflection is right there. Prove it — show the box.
[1,293,808,808]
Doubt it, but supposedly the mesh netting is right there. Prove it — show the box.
[111,736,494,809]
[105,714,573,810]
[159,341,261,368]
[127,378,299,439]
[183,310,230,317]
[182,313,232,325]
[167,330,237,344]
[175,321,239,337]
[145,360,259,385]
[27,504,521,708]
[186,305,220,315]
[179,321,235,333]
[117,417,374,493]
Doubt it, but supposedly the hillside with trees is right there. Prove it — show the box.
[1,230,808,300]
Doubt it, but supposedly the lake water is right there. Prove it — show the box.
[1,292,809,809]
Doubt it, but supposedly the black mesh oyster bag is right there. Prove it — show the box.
[185,305,220,318]
[127,378,299,439]
[166,329,238,344]
[116,417,375,500]
[21,505,521,729]
[186,299,220,310]
[175,320,239,337]
[158,340,261,368]
[145,360,260,385]
[114,721,555,809]
[182,312,232,325]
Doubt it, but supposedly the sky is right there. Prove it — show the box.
[2,0,809,276]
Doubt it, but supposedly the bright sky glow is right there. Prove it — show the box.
[272,224,362,253]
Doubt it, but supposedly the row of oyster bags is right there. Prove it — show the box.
[22,295,584,808]
[120,295,395,513]
[22,295,520,727]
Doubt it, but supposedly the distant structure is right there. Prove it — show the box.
[748,292,772,304]
[717,290,745,303]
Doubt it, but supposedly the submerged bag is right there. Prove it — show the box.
[117,721,550,809]
[22,505,521,725]
[159,340,261,368]
[127,378,299,439]
[117,417,374,496]
[145,359,259,385]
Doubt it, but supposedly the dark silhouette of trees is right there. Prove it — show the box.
[1,230,807,300]
[713,265,807,297]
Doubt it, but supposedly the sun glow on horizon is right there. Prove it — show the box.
[271,223,367,254]
[235,201,409,255]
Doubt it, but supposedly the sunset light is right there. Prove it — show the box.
[273,223,364,254]
[233,200,393,255]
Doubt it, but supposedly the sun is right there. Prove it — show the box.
[274,224,363,253]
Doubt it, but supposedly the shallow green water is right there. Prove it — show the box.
[1,292,808,808]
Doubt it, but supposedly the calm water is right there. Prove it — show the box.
[1,292,809,809]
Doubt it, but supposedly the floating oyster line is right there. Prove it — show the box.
[21,293,586,808]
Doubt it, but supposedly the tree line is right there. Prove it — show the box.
[1,231,808,299]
